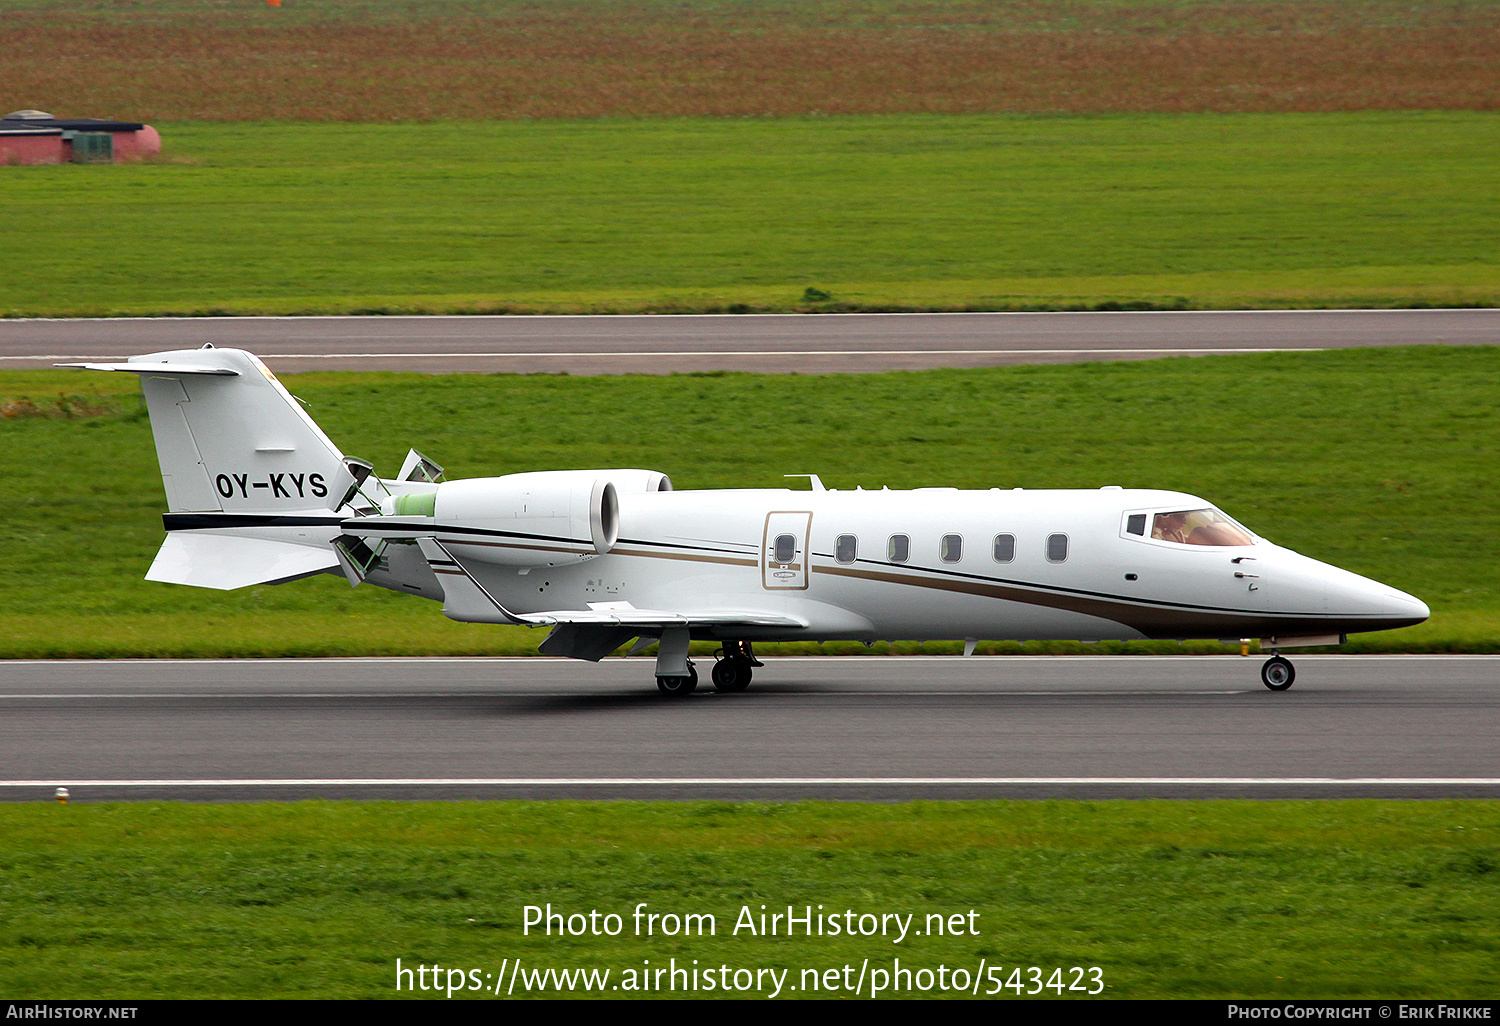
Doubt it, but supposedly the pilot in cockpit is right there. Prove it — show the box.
[1152,509,1254,547]
[1151,510,1190,543]
[1146,507,1254,546]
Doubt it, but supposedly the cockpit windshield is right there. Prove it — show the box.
[1149,508,1255,547]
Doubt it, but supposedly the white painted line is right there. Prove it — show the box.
[0,690,1250,699]
[4,654,1496,665]
[0,693,494,699]
[11,347,1310,362]
[4,777,1499,787]
[252,348,1305,358]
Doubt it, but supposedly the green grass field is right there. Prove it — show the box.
[4,113,1497,317]
[0,800,1495,999]
[3,346,1495,657]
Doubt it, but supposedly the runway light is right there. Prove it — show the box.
[55,787,69,804]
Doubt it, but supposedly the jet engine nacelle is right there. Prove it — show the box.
[432,469,670,567]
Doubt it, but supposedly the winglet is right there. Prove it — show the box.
[415,537,531,625]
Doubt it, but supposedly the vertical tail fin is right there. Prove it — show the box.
[63,346,353,513]
[61,346,354,588]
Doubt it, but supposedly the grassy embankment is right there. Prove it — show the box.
[2,113,1497,316]
[0,800,1495,999]
[3,346,1495,658]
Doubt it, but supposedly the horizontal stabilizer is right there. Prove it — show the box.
[147,533,339,590]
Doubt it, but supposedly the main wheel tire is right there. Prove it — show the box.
[711,658,752,693]
[657,665,699,697]
[1261,655,1295,691]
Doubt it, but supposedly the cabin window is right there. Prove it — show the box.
[887,534,909,563]
[1047,533,1069,563]
[1126,514,1147,536]
[992,534,1015,563]
[835,534,858,564]
[940,534,963,563]
[1150,508,1254,547]
[773,533,797,564]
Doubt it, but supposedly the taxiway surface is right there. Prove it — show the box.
[2,656,1496,801]
[3,309,1496,374]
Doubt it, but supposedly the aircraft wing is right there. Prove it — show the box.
[519,606,806,628]
[56,361,239,376]
[413,536,805,628]
[522,605,807,662]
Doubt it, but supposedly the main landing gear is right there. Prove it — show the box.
[1261,655,1295,691]
[656,661,698,696]
[655,640,761,698]
[711,657,751,693]
[711,641,761,693]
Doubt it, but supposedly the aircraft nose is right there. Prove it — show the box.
[1383,587,1430,625]
[1327,571,1429,628]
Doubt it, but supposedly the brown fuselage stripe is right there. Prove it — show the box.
[811,564,1412,639]
[438,538,760,568]
[611,546,758,568]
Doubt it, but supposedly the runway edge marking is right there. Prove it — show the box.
[6,777,1500,787]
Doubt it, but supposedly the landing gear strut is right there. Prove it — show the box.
[1261,655,1295,691]
[656,661,698,697]
[711,641,760,693]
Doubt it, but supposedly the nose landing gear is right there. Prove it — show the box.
[1261,655,1295,691]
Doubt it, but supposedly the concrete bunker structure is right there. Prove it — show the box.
[1,110,161,165]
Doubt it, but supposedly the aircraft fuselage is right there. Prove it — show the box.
[362,484,1428,647]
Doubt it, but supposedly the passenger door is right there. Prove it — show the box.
[762,511,812,590]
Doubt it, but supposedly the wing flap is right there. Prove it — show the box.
[536,624,638,661]
[524,605,807,628]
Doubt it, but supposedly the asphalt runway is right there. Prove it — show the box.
[2,656,1496,801]
[4,308,1496,374]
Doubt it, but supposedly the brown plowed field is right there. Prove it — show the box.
[4,1,1498,121]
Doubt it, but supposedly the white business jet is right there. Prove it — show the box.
[65,346,1429,694]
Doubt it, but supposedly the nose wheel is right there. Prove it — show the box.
[1261,655,1295,691]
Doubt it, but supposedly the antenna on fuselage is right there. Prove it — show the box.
[784,474,826,492]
